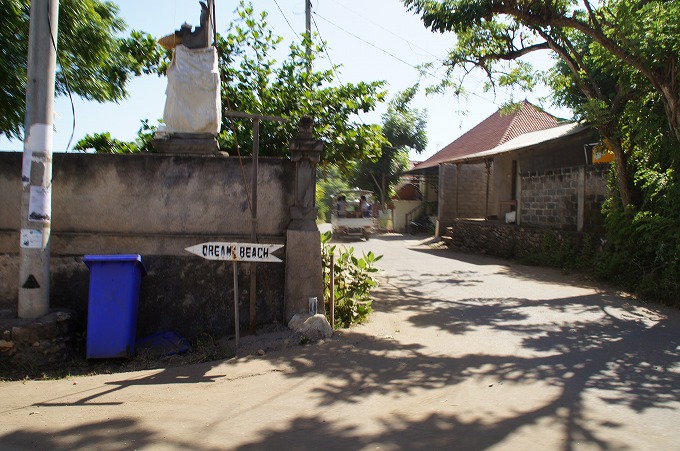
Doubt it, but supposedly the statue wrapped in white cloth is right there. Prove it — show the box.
[154,1,222,153]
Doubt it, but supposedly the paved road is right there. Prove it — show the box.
[1,233,679,450]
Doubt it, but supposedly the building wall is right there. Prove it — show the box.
[392,200,422,233]
[517,131,595,172]
[520,165,609,231]
[584,165,609,231]
[491,156,515,219]
[438,163,492,230]
[0,152,296,340]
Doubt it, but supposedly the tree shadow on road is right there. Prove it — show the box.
[0,417,223,451]
[30,363,226,408]
[409,243,610,290]
[4,233,678,450]
[242,281,680,449]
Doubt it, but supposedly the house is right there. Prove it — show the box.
[443,122,605,232]
[405,101,562,233]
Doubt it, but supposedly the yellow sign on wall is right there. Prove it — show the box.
[592,143,615,164]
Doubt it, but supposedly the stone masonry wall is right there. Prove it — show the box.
[444,220,601,260]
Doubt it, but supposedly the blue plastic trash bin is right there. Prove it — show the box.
[83,254,147,359]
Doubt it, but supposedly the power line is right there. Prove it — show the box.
[313,12,422,74]
[327,0,442,59]
[272,0,301,40]
[310,15,343,85]
[312,11,501,108]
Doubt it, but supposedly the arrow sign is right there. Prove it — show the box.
[185,242,284,262]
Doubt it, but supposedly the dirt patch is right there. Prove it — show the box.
[0,322,307,381]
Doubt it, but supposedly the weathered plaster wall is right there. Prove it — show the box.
[0,152,295,340]
[392,200,422,233]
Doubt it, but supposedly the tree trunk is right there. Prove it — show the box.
[604,136,633,209]
[659,83,680,144]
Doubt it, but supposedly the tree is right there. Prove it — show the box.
[0,0,162,140]
[403,0,680,302]
[73,119,155,153]
[217,1,388,171]
[75,1,389,170]
[403,1,680,142]
[402,0,680,208]
[349,86,428,205]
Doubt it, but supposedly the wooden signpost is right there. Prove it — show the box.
[185,242,284,347]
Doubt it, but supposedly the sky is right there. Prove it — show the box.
[0,0,570,161]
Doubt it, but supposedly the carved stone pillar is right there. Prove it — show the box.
[288,116,323,231]
[285,117,325,322]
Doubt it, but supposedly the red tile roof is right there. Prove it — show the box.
[412,101,559,170]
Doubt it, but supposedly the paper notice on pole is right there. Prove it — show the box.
[22,151,32,188]
[20,229,43,248]
[29,185,51,222]
[22,123,52,187]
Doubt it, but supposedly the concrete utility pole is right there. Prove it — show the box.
[19,0,59,319]
[305,0,312,74]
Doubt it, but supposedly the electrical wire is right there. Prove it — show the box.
[313,12,422,75]
[273,0,301,40]
[47,7,76,153]
[310,15,343,86]
[327,0,441,59]
[45,2,76,189]
[311,10,502,108]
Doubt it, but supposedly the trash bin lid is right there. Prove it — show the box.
[83,254,147,275]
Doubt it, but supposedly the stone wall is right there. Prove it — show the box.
[0,310,75,372]
[444,219,601,260]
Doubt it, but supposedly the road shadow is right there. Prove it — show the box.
[32,364,226,407]
[234,288,680,449]
[408,241,615,290]
[4,231,678,450]
[0,417,225,450]
[5,293,678,450]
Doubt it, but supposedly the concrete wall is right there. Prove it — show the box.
[0,152,296,340]
[520,165,608,231]
[438,163,492,230]
[392,200,422,233]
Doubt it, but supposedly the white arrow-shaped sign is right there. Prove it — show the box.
[185,242,284,262]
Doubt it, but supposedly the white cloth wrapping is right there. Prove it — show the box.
[163,45,221,134]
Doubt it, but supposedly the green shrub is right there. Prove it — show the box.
[321,231,382,328]
[519,230,596,272]
[595,200,680,304]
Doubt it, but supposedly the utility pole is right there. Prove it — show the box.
[305,0,312,74]
[18,0,59,319]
